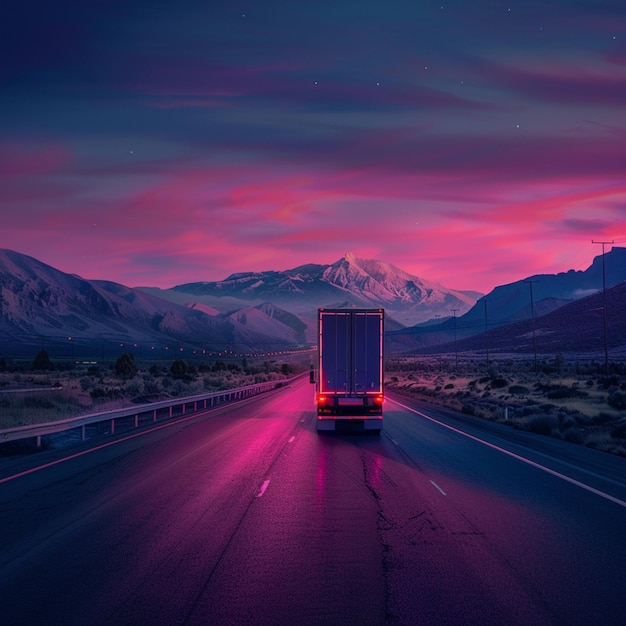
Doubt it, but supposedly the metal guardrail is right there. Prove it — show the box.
[0,375,302,448]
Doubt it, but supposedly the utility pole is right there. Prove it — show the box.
[525,279,539,375]
[451,308,459,372]
[434,314,442,371]
[483,299,489,367]
[592,240,614,374]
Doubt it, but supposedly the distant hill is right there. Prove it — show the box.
[389,279,626,359]
[0,250,293,357]
[459,246,626,330]
[392,247,626,348]
[487,279,626,356]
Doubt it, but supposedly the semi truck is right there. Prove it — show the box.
[313,308,384,432]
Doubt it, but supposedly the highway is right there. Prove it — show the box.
[1,377,625,625]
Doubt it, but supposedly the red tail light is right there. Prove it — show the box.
[318,395,327,405]
[374,395,384,405]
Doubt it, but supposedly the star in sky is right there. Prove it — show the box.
[0,0,624,292]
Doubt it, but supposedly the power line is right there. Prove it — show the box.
[591,240,614,374]
[524,279,539,375]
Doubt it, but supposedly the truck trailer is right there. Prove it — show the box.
[314,308,384,433]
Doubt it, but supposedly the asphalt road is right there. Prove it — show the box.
[1,378,625,625]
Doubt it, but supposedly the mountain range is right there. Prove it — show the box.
[0,249,294,357]
[1,247,625,359]
[167,252,481,326]
[390,278,626,359]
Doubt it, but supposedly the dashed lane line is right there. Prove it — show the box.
[256,479,271,498]
[430,480,447,496]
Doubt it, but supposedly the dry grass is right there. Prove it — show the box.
[385,357,626,458]
[0,358,307,430]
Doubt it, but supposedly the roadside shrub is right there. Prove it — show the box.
[562,427,583,444]
[31,350,54,371]
[203,377,219,391]
[490,377,508,389]
[520,406,540,416]
[525,414,559,435]
[125,379,143,397]
[535,382,564,393]
[90,387,123,401]
[560,415,577,430]
[508,385,529,395]
[444,383,454,390]
[611,424,626,439]
[89,388,106,400]
[114,353,138,377]
[598,375,620,390]
[170,359,193,380]
[607,389,626,410]
[142,377,161,396]
[592,413,616,425]
[545,388,588,400]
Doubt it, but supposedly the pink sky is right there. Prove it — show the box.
[2,2,625,293]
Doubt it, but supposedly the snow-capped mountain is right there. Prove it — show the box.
[3,246,626,359]
[173,252,480,325]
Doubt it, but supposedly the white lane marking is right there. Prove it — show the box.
[300,419,305,423]
[390,399,626,509]
[256,479,271,497]
[288,436,295,443]
[430,480,447,496]
[391,438,399,446]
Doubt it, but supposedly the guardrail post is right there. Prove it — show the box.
[194,401,197,412]
[111,418,115,434]
[135,414,139,428]
[36,435,41,448]
[182,403,186,415]
[169,406,173,418]
[81,424,86,441]
[153,409,157,422]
